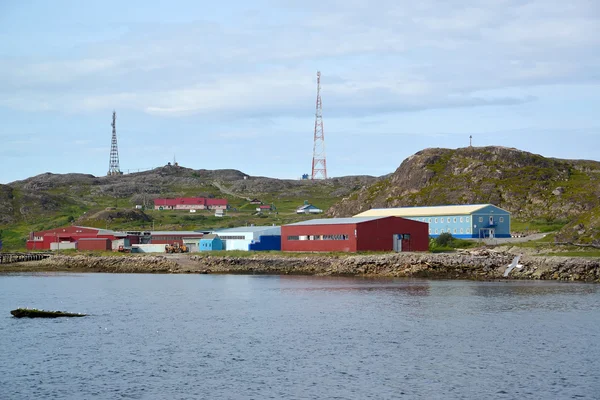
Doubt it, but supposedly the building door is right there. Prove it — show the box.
[393,234,402,252]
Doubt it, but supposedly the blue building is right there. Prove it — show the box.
[354,204,511,239]
[199,234,223,251]
[248,235,281,251]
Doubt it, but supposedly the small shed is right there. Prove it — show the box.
[199,234,223,251]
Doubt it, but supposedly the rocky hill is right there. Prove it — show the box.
[328,146,600,243]
[1,146,599,248]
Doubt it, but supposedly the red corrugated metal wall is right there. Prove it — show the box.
[281,224,357,252]
[356,217,429,252]
[282,217,429,253]
[77,239,112,251]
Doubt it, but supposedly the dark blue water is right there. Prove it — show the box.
[1,274,599,399]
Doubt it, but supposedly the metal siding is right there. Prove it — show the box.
[77,238,112,251]
[471,205,511,238]
[282,217,429,252]
[356,217,429,252]
[282,224,357,252]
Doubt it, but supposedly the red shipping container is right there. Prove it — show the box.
[77,238,112,251]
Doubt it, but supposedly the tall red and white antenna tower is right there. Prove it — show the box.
[311,71,327,180]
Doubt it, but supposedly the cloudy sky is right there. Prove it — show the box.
[0,0,598,183]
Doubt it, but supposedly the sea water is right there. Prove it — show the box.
[1,273,598,399]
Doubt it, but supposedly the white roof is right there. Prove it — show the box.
[286,216,390,226]
[149,231,204,235]
[354,204,509,218]
[214,226,280,233]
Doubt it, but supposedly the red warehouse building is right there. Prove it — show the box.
[26,226,140,251]
[282,216,429,253]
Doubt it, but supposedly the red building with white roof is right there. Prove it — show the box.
[154,197,228,210]
[282,216,428,253]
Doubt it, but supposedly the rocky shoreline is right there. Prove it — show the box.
[2,249,600,282]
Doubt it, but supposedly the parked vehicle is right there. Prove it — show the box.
[165,243,188,253]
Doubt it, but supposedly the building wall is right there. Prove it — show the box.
[407,205,511,238]
[199,238,223,251]
[249,235,281,251]
[356,218,429,252]
[77,239,112,251]
[217,228,281,251]
[409,214,475,238]
[282,217,429,252]
[282,224,357,252]
[150,234,204,246]
[471,205,511,238]
[132,244,169,253]
[220,233,254,251]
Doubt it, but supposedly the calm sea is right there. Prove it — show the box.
[1,273,599,400]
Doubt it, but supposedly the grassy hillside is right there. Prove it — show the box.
[0,165,376,250]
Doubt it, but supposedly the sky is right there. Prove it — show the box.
[0,0,599,183]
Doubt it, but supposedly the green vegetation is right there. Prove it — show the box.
[511,218,568,234]
[429,233,477,252]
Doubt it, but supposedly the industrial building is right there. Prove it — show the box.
[26,226,140,251]
[354,204,511,239]
[147,231,205,246]
[154,197,228,211]
[281,216,428,253]
[213,226,281,251]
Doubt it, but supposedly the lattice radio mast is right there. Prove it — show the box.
[311,71,327,180]
[107,110,122,176]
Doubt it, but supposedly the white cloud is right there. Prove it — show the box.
[0,0,598,118]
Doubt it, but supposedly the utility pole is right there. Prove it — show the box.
[311,71,327,180]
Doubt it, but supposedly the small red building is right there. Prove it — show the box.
[282,216,428,253]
